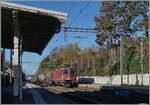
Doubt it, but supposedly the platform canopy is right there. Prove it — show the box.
[1,1,67,55]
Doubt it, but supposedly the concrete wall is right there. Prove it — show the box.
[77,73,149,86]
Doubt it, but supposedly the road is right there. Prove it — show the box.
[23,82,149,104]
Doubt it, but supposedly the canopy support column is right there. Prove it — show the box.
[19,36,23,101]
[2,49,5,86]
[10,49,13,84]
[12,10,22,103]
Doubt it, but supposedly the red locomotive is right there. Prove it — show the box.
[50,67,78,88]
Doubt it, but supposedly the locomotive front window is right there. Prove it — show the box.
[64,69,68,74]
[70,70,75,74]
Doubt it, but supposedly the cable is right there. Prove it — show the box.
[61,27,96,30]
[63,2,90,42]
[67,2,76,14]
[70,36,88,39]
[61,26,96,33]
[68,2,90,27]
[60,2,90,42]
[68,2,90,26]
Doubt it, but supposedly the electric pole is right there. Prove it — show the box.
[120,36,123,85]
[80,54,83,72]
[10,49,13,83]
[140,41,144,86]
[2,49,5,85]
[87,57,90,70]
[92,56,95,76]
[87,50,90,71]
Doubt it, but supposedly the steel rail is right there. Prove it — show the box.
[46,86,102,104]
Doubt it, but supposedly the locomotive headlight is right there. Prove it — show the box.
[72,79,76,83]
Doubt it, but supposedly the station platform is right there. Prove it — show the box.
[1,82,75,104]
[2,82,149,104]
[1,83,35,104]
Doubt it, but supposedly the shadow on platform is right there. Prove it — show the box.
[1,83,35,104]
[1,83,149,104]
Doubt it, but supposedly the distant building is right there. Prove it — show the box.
[1,65,14,86]
[26,75,37,82]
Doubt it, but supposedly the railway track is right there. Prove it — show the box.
[46,86,123,104]
[44,86,102,104]
[35,82,148,104]
[43,85,149,104]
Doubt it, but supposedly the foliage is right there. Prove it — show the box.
[37,1,149,76]
[93,1,149,76]
[37,37,149,76]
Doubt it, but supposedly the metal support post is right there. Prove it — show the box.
[140,42,144,86]
[120,36,123,85]
[10,49,13,84]
[2,49,5,85]
[80,54,83,72]
[19,37,23,101]
[13,10,20,98]
[87,50,90,71]
[70,58,73,67]
[92,56,95,76]
[13,35,20,97]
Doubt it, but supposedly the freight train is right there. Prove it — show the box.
[29,67,78,88]
[51,67,78,87]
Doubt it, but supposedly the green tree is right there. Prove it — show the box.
[95,1,149,76]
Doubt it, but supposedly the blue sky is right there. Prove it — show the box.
[5,1,101,75]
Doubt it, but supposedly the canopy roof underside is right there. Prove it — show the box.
[1,2,67,55]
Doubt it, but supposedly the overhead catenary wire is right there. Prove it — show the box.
[61,2,90,42]
[67,2,76,14]
[68,2,90,27]
[61,27,96,30]
[62,26,96,42]
[22,61,52,65]
[69,36,88,39]
[19,26,97,40]
[61,26,97,33]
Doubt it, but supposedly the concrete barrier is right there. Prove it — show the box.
[77,73,149,86]
[78,84,101,89]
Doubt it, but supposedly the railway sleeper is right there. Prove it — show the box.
[62,92,101,104]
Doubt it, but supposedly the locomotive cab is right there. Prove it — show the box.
[51,67,78,88]
[62,68,78,88]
